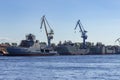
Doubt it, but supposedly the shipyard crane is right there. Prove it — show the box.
[40,15,54,47]
[115,38,120,45]
[74,20,88,48]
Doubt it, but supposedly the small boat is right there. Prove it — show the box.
[3,34,58,56]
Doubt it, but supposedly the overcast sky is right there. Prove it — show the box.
[0,0,120,45]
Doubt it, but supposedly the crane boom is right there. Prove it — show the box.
[40,15,54,47]
[74,19,88,48]
[41,16,49,39]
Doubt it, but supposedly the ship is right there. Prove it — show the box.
[2,34,58,56]
[55,41,89,55]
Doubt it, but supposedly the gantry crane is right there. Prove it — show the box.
[40,15,54,47]
[74,20,88,48]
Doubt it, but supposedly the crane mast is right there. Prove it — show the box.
[40,15,54,47]
[74,20,88,48]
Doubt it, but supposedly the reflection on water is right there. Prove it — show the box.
[0,55,120,80]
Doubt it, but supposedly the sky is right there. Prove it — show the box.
[0,0,120,45]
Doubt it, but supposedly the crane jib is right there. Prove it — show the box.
[74,19,88,49]
[40,15,54,47]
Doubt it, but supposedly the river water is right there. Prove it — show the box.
[0,55,120,80]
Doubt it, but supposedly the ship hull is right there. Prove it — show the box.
[3,53,57,56]
[4,47,58,56]
[55,46,89,55]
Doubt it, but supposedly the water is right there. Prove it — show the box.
[0,55,120,80]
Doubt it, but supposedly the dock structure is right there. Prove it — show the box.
[0,45,8,55]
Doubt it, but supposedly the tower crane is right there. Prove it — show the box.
[40,15,54,47]
[74,20,88,48]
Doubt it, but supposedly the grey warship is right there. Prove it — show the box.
[3,16,58,56]
[4,34,57,56]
